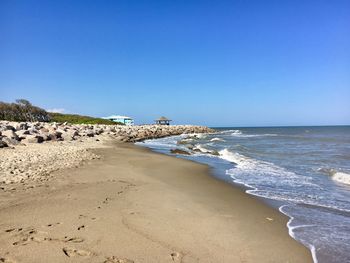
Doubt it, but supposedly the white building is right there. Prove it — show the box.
[103,115,134,126]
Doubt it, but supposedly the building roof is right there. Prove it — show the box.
[103,115,133,120]
[155,116,171,121]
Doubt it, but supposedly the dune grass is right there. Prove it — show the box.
[49,112,123,125]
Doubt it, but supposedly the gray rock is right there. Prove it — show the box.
[16,130,30,140]
[16,122,29,130]
[61,130,79,141]
[170,149,191,155]
[2,130,19,140]
[86,130,95,137]
[0,140,8,148]
[22,135,44,143]
[2,137,20,145]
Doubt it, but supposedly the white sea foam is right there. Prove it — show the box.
[219,148,318,188]
[219,129,278,138]
[317,167,350,185]
[186,133,207,139]
[231,130,242,135]
[231,133,278,138]
[279,205,319,263]
[210,137,225,142]
[193,144,214,154]
[332,172,350,185]
[218,148,249,164]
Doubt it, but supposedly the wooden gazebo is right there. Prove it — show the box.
[155,116,172,125]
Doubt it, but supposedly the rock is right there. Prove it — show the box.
[2,137,19,146]
[16,130,30,140]
[40,133,51,141]
[0,140,8,148]
[2,130,19,140]
[86,130,95,137]
[177,139,193,145]
[16,122,29,130]
[61,131,78,141]
[210,150,220,156]
[47,132,61,141]
[170,149,191,155]
[40,128,49,133]
[5,125,16,131]
[22,135,44,144]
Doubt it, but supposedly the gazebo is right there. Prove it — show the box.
[155,116,172,125]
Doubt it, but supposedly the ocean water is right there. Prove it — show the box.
[136,126,350,263]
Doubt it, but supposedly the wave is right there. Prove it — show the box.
[231,133,278,138]
[231,130,242,135]
[218,129,278,138]
[210,137,225,142]
[193,144,211,153]
[332,172,350,185]
[186,133,207,139]
[218,149,306,179]
[279,205,319,263]
[317,168,350,185]
[218,148,248,164]
[193,144,219,156]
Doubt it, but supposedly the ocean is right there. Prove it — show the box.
[136,126,350,263]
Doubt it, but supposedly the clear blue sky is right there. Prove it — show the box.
[1,0,349,126]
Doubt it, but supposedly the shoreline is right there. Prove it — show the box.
[138,140,318,262]
[0,140,312,262]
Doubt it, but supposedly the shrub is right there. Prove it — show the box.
[0,99,50,122]
[49,112,124,125]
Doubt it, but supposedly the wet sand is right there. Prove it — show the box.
[0,142,312,262]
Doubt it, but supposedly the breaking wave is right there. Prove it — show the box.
[332,172,350,185]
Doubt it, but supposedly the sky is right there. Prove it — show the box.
[0,0,349,126]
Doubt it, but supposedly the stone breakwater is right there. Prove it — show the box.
[0,121,214,186]
[0,121,214,147]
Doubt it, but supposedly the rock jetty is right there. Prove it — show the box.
[0,121,214,186]
[0,121,214,148]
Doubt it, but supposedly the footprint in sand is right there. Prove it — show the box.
[102,197,113,204]
[0,257,16,263]
[104,256,134,263]
[63,236,85,243]
[78,214,98,221]
[170,252,181,262]
[62,247,92,257]
[12,228,51,245]
[46,222,61,227]
[4,228,22,233]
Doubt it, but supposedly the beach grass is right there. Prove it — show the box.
[49,112,123,125]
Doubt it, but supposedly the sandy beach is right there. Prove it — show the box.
[0,141,312,262]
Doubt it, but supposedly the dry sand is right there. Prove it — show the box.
[0,142,312,262]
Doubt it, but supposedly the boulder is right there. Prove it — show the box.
[0,140,8,148]
[47,131,61,141]
[170,149,191,155]
[61,130,79,141]
[22,135,44,144]
[4,125,16,131]
[2,130,19,140]
[2,137,20,145]
[16,130,30,138]
[86,130,95,137]
[16,122,29,130]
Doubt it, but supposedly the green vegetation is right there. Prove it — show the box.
[0,99,123,125]
[49,112,123,125]
[0,99,50,122]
